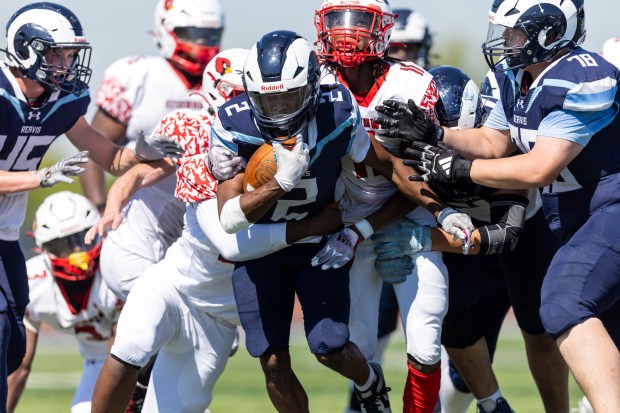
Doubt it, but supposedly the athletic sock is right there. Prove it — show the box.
[355,362,377,392]
[403,362,441,413]
[478,389,502,412]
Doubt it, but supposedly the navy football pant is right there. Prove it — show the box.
[232,242,351,358]
[540,203,620,340]
[0,240,29,413]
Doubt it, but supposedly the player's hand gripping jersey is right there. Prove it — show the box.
[485,49,620,238]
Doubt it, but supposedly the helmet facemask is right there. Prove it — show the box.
[44,229,102,282]
[168,26,222,76]
[315,5,394,67]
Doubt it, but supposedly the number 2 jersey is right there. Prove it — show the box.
[210,81,370,225]
[485,48,620,238]
[0,63,89,241]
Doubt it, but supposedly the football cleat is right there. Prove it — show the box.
[354,362,392,413]
[477,397,515,413]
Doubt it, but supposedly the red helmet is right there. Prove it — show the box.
[153,0,224,76]
[315,0,395,67]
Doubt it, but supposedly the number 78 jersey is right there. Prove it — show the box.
[489,48,620,195]
[210,82,370,224]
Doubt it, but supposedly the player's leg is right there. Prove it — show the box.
[0,241,29,411]
[501,208,569,413]
[92,263,180,413]
[540,204,620,413]
[99,237,157,301]
[232,250,306,413]
[344,240,390,413]
[70,358,105,413]
[395,251,448,413]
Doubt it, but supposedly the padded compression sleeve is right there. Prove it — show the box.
[477,193,528,254]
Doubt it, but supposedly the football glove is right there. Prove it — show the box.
[134,130,185,161]
[437,207,475,255]
[311,227,359,270]
[273,141,310,192]
[404,141,472,184]
[375,256,414,284]
[375,99,444,144]
[38,151,89,188]
[372,219,433,260]
[208,145,246,180]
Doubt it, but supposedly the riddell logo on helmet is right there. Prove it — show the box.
[260,84,285,92]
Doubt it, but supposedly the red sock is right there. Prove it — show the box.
[402,362,441,413]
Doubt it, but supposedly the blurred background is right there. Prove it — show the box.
[1,0,618,254]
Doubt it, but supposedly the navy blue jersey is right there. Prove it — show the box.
[0,65,90,172]
[0,63,90,240]
[211,83,370,224]
[485,48,620,238]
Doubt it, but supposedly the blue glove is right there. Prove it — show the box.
[372,219,433,260]
[375,256,414,284]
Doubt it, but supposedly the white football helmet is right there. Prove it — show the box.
[201,48,248,119]
[600,37,620,70]
[243,31,321,141]
[429,66,482,130]
[482,0,583,72]
[33,191,102,281]
[388,8,432,68]
[4,2,92,95]
[153,0,224,77]
[314,0,395,67]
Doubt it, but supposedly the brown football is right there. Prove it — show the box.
[243,143,277,192]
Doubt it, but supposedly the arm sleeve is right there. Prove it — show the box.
[194,198,289,261]
[477,193,528,254]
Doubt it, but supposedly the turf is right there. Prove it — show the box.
[15,322,584,413]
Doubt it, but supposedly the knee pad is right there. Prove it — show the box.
[307,318,348,354]
[441,306,485,349]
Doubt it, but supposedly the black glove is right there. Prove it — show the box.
[403,141,472,184]
[375,99,444,144]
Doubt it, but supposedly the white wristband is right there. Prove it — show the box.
[353,219,374,240]
[219,195,250,234]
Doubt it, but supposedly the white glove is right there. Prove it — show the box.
[208,145,246,180]
[39,151,89,188]
[134,130,185,161]
[273,141,309,192]
[437,207,474,255]
[311,227,359,270]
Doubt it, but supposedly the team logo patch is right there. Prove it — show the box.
[215,57,232,75]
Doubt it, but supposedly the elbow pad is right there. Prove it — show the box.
[219,195,250,234]
[478,194,527,254]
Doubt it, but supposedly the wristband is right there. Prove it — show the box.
[353,219,374,240]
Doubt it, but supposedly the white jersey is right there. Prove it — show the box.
[25,254,120,361]
[323,60,440,225]
[95,55,203,146]
[104,109,211,264]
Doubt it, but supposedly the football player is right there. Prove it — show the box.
[378,1,620,411]
[373,66,568,413]
[311,2,474,411]
[7,192,119,413]
[387,8,433,69]
[81,0,224,209]
[87,47,343,413]
[0,4,178,408]
[211,30,472,413]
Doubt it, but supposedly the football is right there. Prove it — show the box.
[243,143,277,192]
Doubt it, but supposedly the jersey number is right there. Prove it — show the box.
[271,178,318,221]
[0,135,56,171]
[567,54,598,68]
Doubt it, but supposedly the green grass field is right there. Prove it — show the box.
[16,321,584,413]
